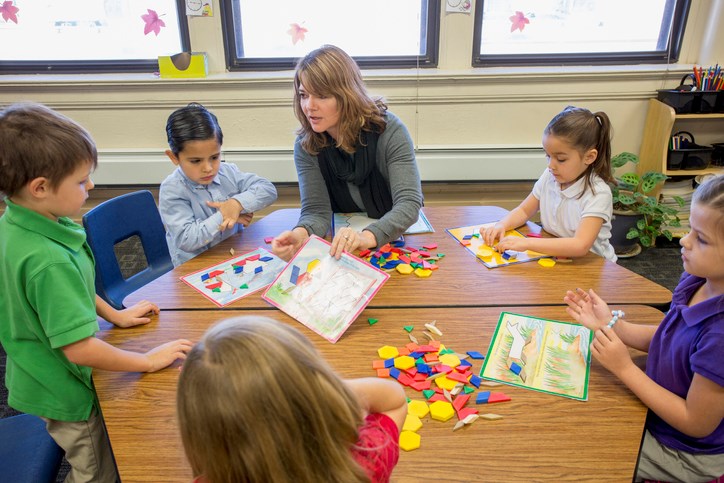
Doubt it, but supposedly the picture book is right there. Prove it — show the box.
[445,222,551,268]
[180,248,287,307]
[262,235,390,343]
[480,312,592,401]
[333,210,434,236]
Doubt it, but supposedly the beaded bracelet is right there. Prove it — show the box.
[607,310,625,328]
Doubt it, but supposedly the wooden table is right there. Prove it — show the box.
[94,305,661,482]
[126,207,672,310]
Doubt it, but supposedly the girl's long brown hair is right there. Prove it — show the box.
[177,316,370,483]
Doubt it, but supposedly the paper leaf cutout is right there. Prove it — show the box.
[141,9,165,36]
[1,1,19,24]
[287,23,308,45]
[509,11,530,33]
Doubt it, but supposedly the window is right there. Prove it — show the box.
[473,0,690,66]
[220,0,440,70]
[0,0,189,74]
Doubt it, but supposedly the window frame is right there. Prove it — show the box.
[471,0,691,67]
[0,1,191,75]
[219,0,441,71]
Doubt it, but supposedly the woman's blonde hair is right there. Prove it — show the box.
[177,316,370,483]
[294,44,387,155]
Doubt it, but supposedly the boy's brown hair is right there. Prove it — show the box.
[0,102,98,198]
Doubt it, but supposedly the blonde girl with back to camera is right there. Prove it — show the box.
[177,316,407,483]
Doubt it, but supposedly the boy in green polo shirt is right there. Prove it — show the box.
[0,103,193,482]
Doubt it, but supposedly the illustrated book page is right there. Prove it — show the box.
[180,248,287,307]
[480,312,592,401]
[262,235,390,343]
[333,210,434,236]
[445,222,551,268]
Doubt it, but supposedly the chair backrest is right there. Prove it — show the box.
[82,190,173,310]
[0,413,64,482]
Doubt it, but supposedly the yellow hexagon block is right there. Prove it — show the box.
[438,353,461,368]
[407,399,430,419]
[477,247,494,260]
[394,355,415,370]
[414,268,432,278]
[396,263,414,275]
[538,258,556,268]
[399,430,421,451]
[402,413,423,432]
[377,345,399,359]
[429,400,455,422]
[434,375,458,391]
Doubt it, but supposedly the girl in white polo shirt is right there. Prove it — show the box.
[481,106,617,262]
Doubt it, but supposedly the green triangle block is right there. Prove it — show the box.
[437,253,445,258]
[415,357,425,365]
[422,389,435,400]
[473,233,480,238]
[464,386,475,394]
[403,325,414,332]
[212,288,221,293]
[368,318,378,326]
[239,283,248,289]
[406,396,412,402]
[439,348,454,355]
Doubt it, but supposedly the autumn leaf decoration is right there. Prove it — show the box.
[141,9,165,36]
[287,23,308,45]
[1,1,19,24]
[509,11,530,33]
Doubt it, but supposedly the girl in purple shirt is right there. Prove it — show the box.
[564,175,724,482]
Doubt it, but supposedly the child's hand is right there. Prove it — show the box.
[271,230,306,261]
[480,223,506,247]
[112,300,160,328]
[207,199,243,232]
[144,339,193,372]
[493,235,528,253]
[237,212,254,227]
[564,288,610,331]
[591,326,633,376]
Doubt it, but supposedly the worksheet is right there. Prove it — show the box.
[262,235,389,343]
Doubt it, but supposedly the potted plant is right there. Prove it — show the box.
[609,152,684,257]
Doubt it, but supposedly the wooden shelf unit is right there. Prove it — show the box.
[638,99,724,192]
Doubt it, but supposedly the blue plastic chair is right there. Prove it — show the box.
[82,190,173,310]
[0,413,64,483]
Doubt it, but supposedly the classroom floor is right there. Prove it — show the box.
[0,238,683,482]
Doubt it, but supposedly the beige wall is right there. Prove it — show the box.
[1,0,722,184]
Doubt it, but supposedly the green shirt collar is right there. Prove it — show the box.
[4,199,87,252]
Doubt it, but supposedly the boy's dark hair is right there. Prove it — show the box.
[0,102,98,198]
[165,102,223,155]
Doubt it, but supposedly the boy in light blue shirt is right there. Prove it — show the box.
[160,103,277,266]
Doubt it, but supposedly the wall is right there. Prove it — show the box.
[0,0,722,185]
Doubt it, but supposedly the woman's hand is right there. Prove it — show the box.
[329,228,376,260]
[564,288,610,331]
[271,229,307,261]
[237,212,254,227]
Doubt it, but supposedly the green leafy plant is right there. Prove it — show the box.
[610,152,684,248]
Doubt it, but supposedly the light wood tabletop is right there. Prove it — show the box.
[126,207,672,311]
[94,305,662,482]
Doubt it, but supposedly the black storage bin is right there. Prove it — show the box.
[656,74,719,114]
[712,142,724,167]
[667,131,714,170]
[657,89,719,114]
